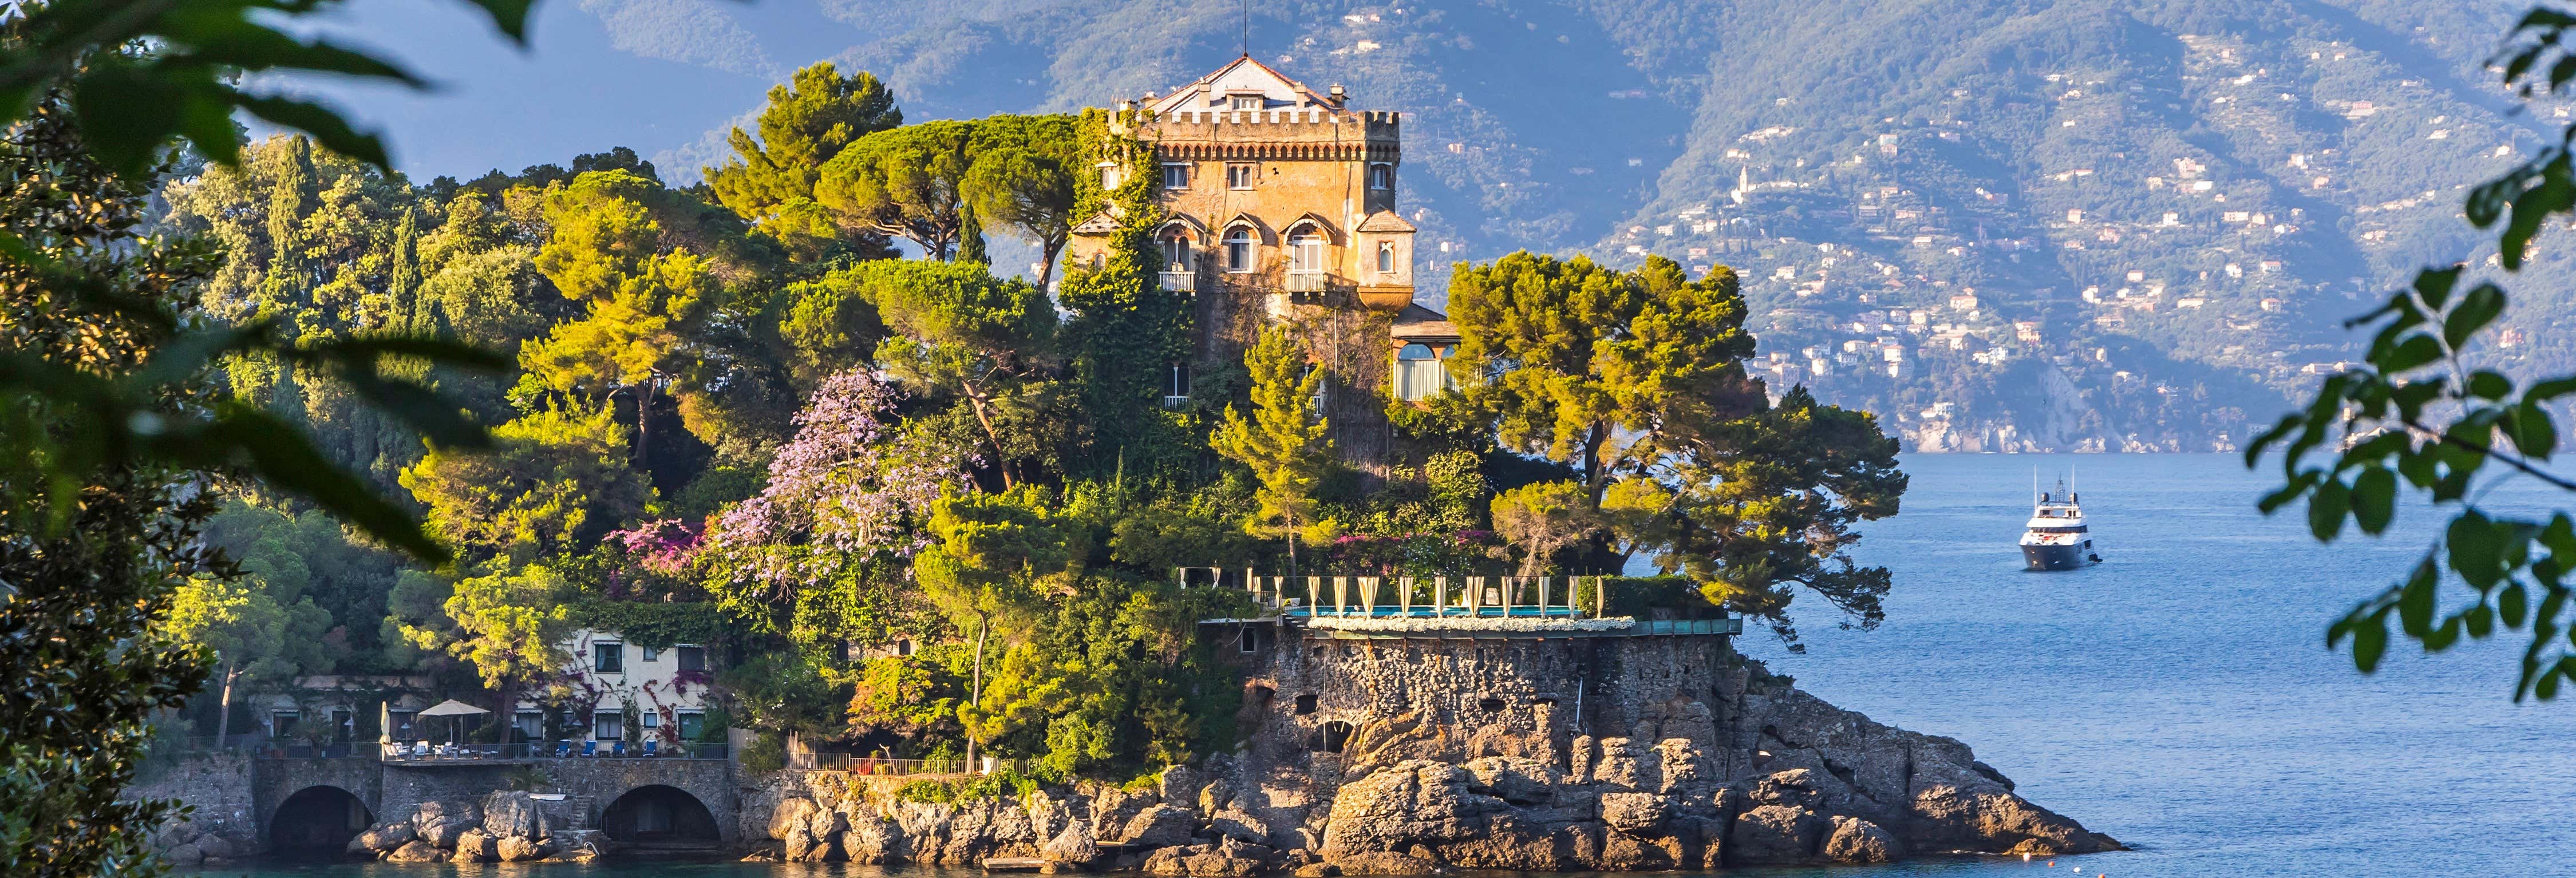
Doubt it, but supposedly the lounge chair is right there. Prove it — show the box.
[641,740,659,757]
[579,740,596,758]
[554,740,572,759]
[610,740,627,757]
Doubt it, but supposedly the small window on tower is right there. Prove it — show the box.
[1377,241,1397,274]
[1161,163,1190,189]
[1227,163,1258,189]
[1368,163,1394,190]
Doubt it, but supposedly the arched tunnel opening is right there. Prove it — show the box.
[268,786,372,859]
[600,784,721,849]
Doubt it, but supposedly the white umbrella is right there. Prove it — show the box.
[417,699,489,744]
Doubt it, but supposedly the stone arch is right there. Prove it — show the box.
[267,785,372,858]
[599,784,721,848]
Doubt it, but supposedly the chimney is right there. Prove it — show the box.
[1330,84,1348,102]
[1116,99,1136,112]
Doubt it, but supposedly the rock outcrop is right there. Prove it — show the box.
[734,670,2120,871]
[345,796,589,864]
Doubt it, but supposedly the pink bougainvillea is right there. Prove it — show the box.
[608,518,704,577]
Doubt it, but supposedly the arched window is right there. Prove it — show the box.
[1377,240,1397,274]
[1224,226,1257,272]
[1289,232,1325,275]
[1394,342,1453,401]
[1160,228,1193,272]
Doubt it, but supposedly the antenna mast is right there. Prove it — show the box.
[1242,0,1251,57]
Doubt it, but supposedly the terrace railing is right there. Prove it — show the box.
[1175,568,1606,619]
[787,754,1027,776]
[378,741,729,762]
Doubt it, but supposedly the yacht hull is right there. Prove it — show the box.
[2022,541,2097,571]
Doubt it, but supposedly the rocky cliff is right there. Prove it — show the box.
[741,655,2119,872]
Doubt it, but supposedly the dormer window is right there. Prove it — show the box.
[1368,163,1394,190]
[1231,94,1263,111]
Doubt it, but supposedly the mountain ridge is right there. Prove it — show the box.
[301,0,2565,452]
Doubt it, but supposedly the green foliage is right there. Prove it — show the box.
[0,39,517,864]
[1211,327,1337,559]
[569,599,733,650]
[1108,481,1262,572]
[739,730,788,773]
[2253,8,2576,701]
[916,485,1087,634]
[962,114,1084,284]
[165,575,339,693]
[408,563,575,690]
[0,0,532,177]
[1569,576,1716,619]
[1056,110,1196,477]
[1444,252,1903,645]
[847,651,965,743]
[705,62,903,262]
[401,401,653,565]
[957,574,1247,778]
[199,499,409,664]
[816,120,977,260]
[860,259,1066,486]
[895,780,951,802]
[1490,481,1598,576]
[503,766,552,792]
[720,653,852,739]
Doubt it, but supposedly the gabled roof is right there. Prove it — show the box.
[1357,210,1416,234]
[1145,56,1341,116]
[1283,211,1342,243]
[1072,209,1120,236]
[1391,303,1457,341]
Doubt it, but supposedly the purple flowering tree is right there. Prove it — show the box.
[698,369,969,651]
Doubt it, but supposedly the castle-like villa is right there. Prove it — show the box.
[1066,56,1458,466]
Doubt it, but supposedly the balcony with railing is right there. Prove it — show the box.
[1285,270,1328,293]
[1157,270,1196,293]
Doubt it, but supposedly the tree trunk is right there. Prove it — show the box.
[961,383,1016,488]
[967,616,989,770]
[1037,234,1067,289]
[214,659,238,743]
[1582,422,1611,505]
[497,678,520,748]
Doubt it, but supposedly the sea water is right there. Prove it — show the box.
[191,453,2576,877]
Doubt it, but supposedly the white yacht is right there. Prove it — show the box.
[2020,474,2099,571]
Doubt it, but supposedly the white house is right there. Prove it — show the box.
[514,628,718,745]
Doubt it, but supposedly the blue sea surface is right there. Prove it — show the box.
[192,453,2576,878]
[1726,452,2576,877]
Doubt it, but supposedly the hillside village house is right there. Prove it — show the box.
[1065,57,1459,466]
[517,628,718,746]
[253,628,714,751]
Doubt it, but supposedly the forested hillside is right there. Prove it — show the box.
[524,0,2554,452]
